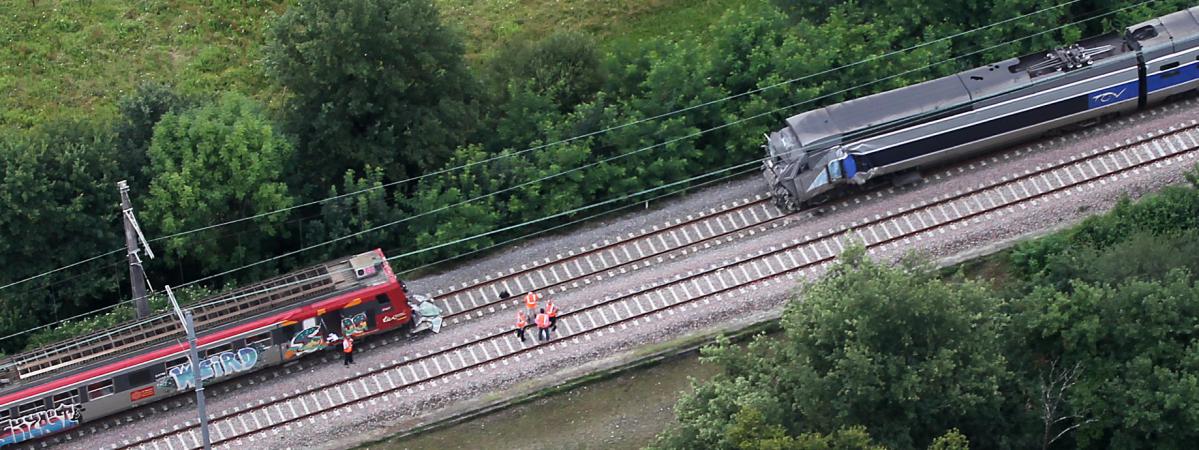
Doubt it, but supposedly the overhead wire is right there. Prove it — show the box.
[0,0,1143,344]
[0,159,766,348]
[0,0,1082,293]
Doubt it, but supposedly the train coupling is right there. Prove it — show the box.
[408,294,444,334]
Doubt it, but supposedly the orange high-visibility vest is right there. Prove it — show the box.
[343,338,353,353]
[516,312,528,328]
[534,313,550,329]
[546,302,559,317]
[525,292,539,309]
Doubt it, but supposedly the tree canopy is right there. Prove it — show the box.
[142,93,295,275]
[264,0,478,189]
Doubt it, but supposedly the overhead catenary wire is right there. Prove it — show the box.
[395,163,757,274]
[0,0,1082,293]
[0,158,765,349]
[0,0,1144,344]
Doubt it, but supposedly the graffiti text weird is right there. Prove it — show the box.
[166,347,259,391]
[0,402,81,446]
[341,312,368,336]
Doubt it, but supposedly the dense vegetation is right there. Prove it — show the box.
[652,174,1199,449]
[0,0,1193,355]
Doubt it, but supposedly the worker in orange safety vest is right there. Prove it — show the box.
[342,335,355,366]
[515,311,529,342]
[534,308,552,342]
[524,291,541,318]
[545,300,559,332]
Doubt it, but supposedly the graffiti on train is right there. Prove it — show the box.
[0,401,81,446]
[161,347,260,391]
[285,323,327,360]
[341,312,368,336]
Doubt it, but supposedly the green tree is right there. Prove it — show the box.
[304,166,397,260]
[143,94,295,277]
[488,31,605,114]
[778,247,1016,448]
[265,0,478,190]
[113,81,193,191]
[659,246,1021,449]
[0,120,125,352]
[928,429,970,450]
[1011,272,1199,449]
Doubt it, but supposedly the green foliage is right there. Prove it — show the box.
[658,246,1018,449]
[21,285,216,352]
[143,93,295,277]
[113,81,194,191]
[0,1,282,130]
[303,166,399,261]
[0,120,125,352]
[1009,182,1199,288]
[1010,272,1199,449]
[488,32,606,114]
[927,429,970,450]
[265,0,479,189]
[779,247,1015,449]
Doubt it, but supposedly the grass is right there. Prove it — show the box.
[1,0,285,130]
[435,0,761,59]
[1,0,760,130]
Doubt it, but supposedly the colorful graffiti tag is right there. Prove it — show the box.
[161,347,260,391]
[0,402,81,447]
[285,323,327,360]
[341,312,368,336]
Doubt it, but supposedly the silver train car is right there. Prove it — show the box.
[764,6,1199,210]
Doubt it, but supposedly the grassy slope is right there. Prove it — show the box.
[1,0,285,129]
[436,0,758,58]
[1,0,755,130]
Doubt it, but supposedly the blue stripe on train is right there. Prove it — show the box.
[1146,61,1199,93]
[843,155,857,179]
[1086,79,1140,109]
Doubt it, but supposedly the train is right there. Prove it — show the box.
[0,249,434,447]
[764,5,1199,211]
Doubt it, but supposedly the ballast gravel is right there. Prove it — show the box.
[57,97,1199,450]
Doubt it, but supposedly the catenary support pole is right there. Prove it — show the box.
[166,285,211,450]
[119,180,152,319]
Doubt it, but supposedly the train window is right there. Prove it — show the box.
[204,343,233,358]
[1131,25,1158,41]
[128,368,155,387]
[52,390,79,407]
[17,400,44,416]
[87,380,115,400]
[375,294,392,306]
[165,356,188,370]
[1162,62,1180,71]
[246,332,273,349]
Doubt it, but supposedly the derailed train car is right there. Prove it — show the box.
[0,249,434,447]
[765,6,1199,210]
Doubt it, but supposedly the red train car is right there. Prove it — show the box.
[0,249,413,447]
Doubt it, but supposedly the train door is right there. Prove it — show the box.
[282,317,330,361]
[338,302,373,338]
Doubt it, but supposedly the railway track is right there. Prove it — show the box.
[113,120,1199,449]
[428,194,787,321]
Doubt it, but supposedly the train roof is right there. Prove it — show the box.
[1126,6,1199,55]
[779,30,1139,148]
[0,249,395,401]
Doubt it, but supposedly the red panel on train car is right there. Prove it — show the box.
[130,386,155,402]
